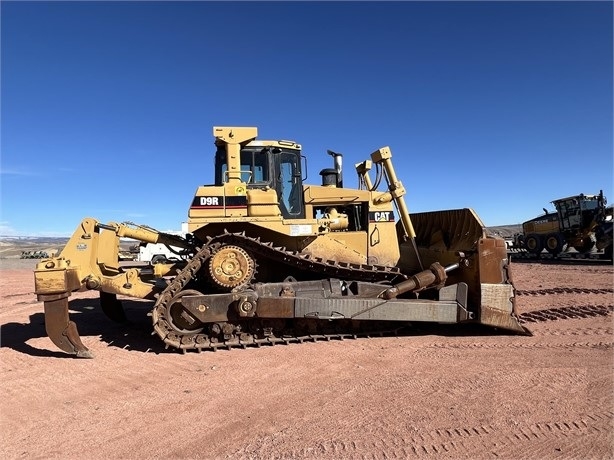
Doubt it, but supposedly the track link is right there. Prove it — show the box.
[152,232,407,352]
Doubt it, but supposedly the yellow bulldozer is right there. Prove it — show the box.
[34,126,528,357]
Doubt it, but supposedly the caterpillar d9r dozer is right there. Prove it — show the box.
[34,126,529,358]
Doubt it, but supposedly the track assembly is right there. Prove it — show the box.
[152,231,412,352]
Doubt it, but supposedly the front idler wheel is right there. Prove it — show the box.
[165,290,206,334]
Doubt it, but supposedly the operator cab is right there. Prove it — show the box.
[554,193,604,231]
[214,143,305,219]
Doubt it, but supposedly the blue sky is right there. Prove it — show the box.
[1,1,612,236]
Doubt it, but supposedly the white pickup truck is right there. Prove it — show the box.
[136,225,189,264]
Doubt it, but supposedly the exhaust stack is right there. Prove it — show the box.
[327,150,343,188]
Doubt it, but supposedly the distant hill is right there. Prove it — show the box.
[485,225,522,239]
[0,236,136,259]
[0,237,70,259]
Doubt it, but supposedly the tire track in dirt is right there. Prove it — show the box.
[411,321,613,358]
[536,326,613,337]
[516,287,613,296]
[423,340,612,351]
[231,412,613,459]
[519,304,613,323]
[497,413,614,460]
[361,370,594,413]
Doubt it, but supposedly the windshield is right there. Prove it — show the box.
[215,148,270,185]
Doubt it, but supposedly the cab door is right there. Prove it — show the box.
[274,152,305,219]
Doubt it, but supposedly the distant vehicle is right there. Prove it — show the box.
[137,241,185,264]
[20,250,50,259]
[512,191,613,258]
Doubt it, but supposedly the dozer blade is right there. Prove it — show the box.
[480,306,530,335]
[43,294,93,358]
[399,208,531,336]
[477,282,531,335]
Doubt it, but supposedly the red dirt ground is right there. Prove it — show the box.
[1,259,613,460]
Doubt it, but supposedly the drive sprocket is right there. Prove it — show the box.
[208,245,255,289]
